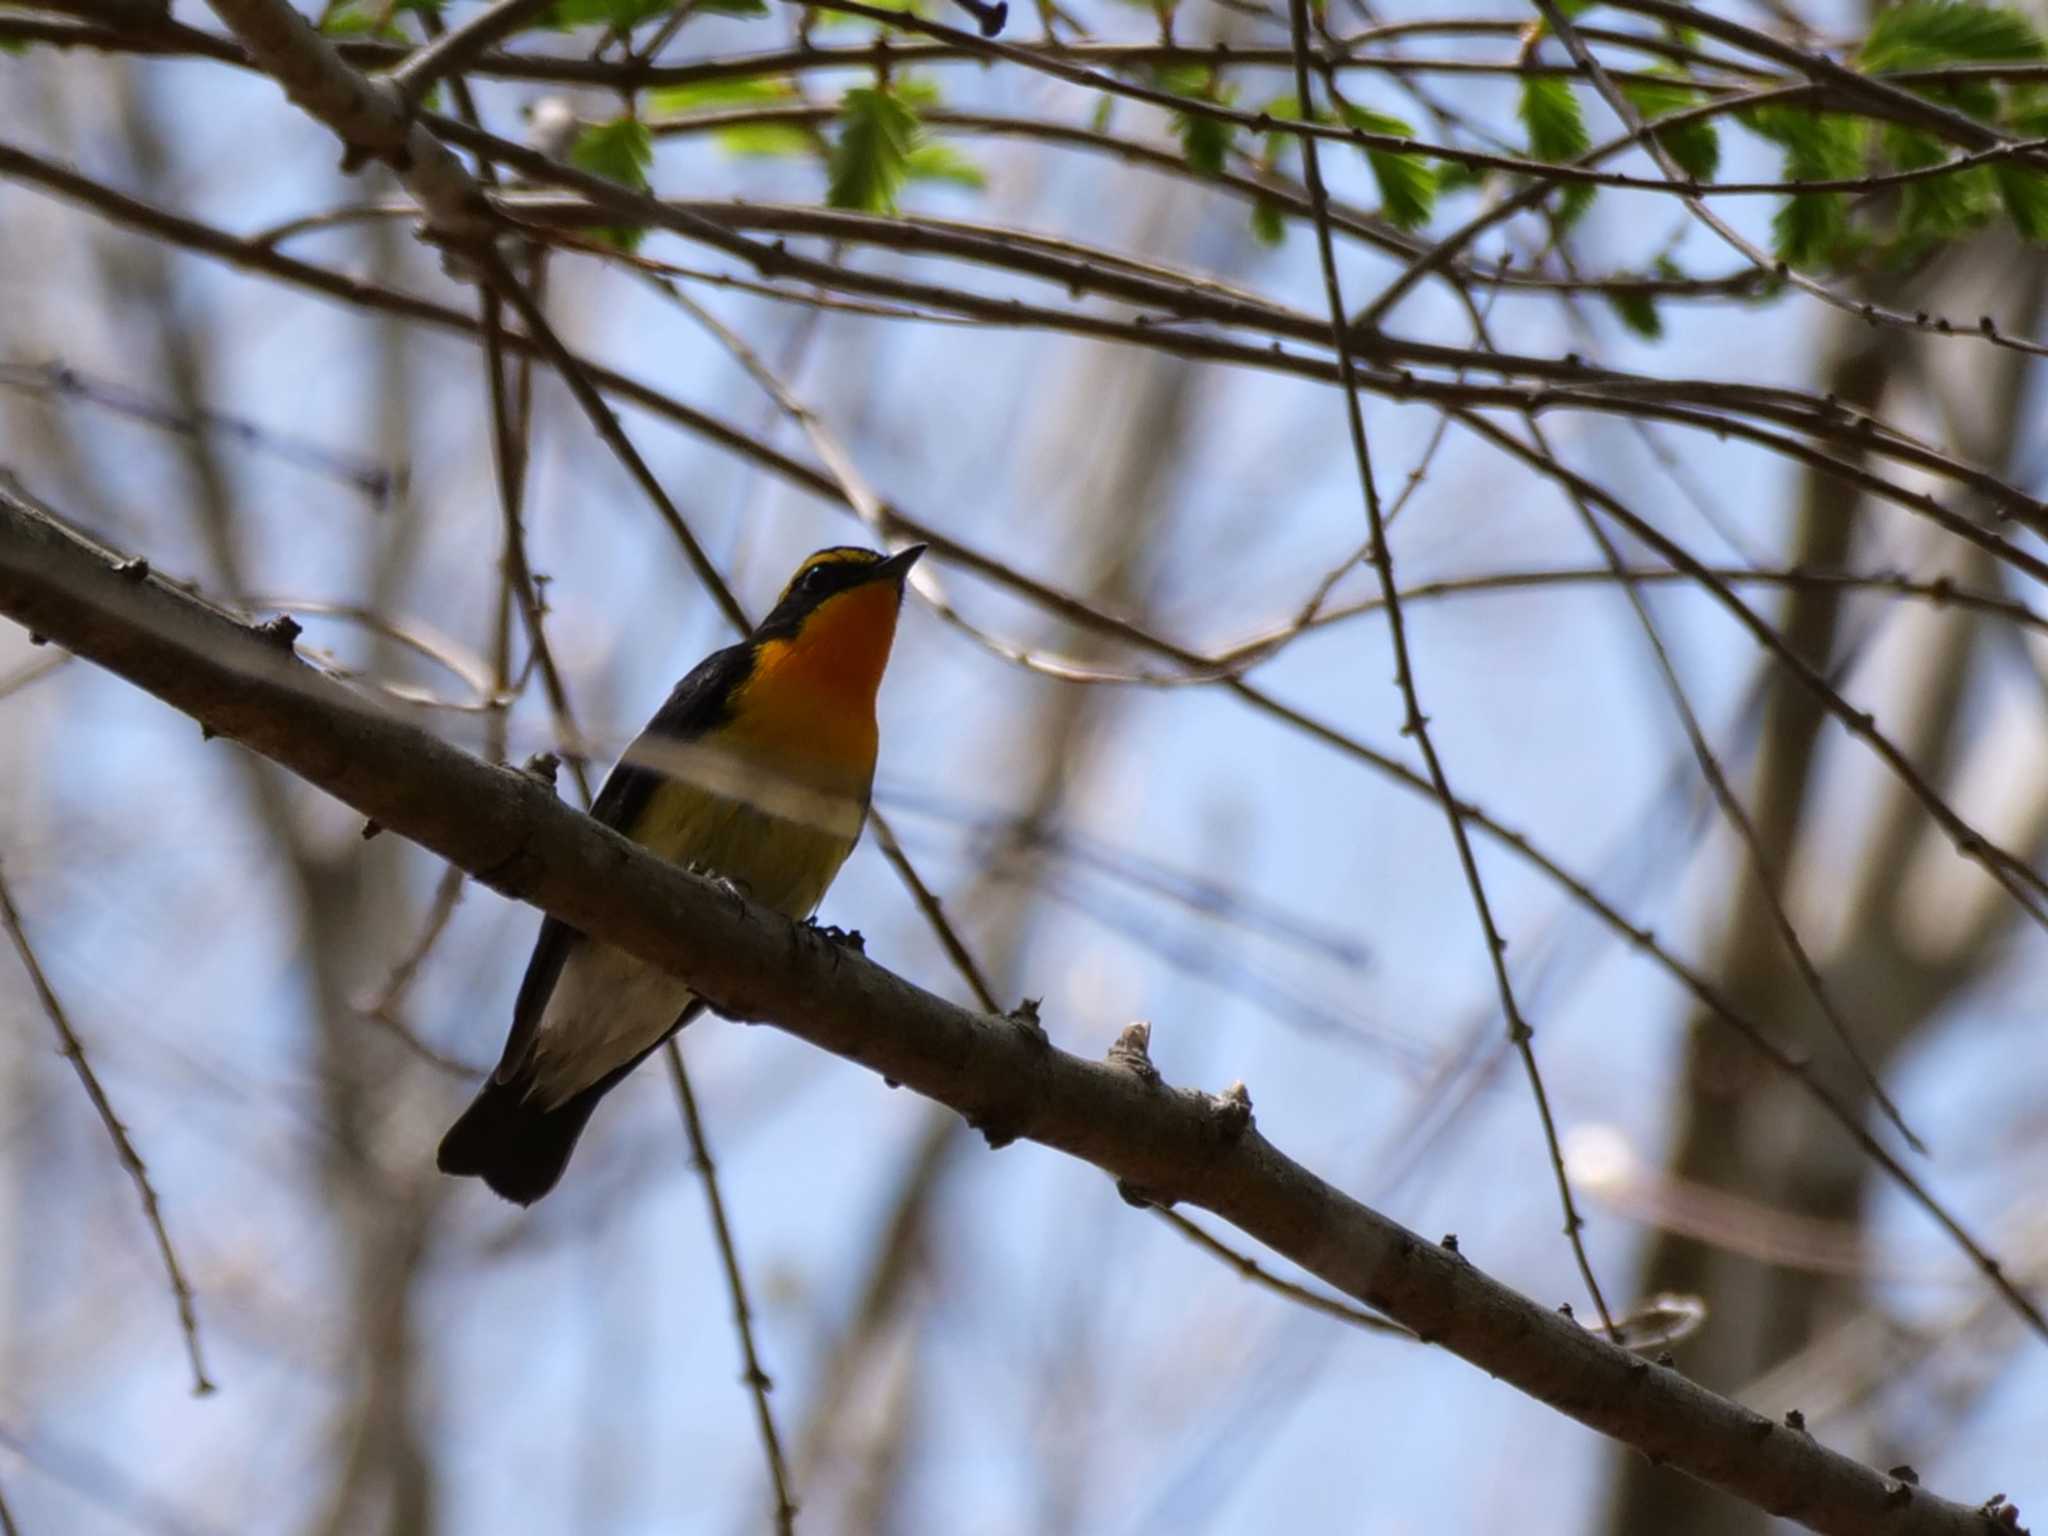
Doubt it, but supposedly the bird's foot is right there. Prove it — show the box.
[806,918,866,954]
[1008,996,1049,1047]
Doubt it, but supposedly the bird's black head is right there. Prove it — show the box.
[755,544,925,639]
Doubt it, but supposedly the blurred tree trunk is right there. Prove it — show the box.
[1602,241,2048,1535]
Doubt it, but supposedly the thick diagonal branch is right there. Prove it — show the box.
[0,482,2017,1536]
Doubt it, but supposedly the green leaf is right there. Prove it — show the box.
[543,0,670,29]
[1153,62,1212,98]
[568,116,654,248]
[808,0,916,24]
[649,74,796,113]
[1175,109,1233,176]
[1250,197,1286,245]
[1741,107,1868,265]
[904,142,985,188]
[828,85,920,213]
[1519,76,1589,163]
[1620,76,1719,181]
[1257,93,1304,165]
[1992,162,2048,238]
[1740,106,1866,178]
[1435,158,1487,196]
[1519,77,1594,224]
[1155,66,1235,176]
[1606,289,1662,340]
[1881,123,1992,238]
[1902,163,1992,236]
[1336,104,1438,230]
[1773,190,1847,267]
[694,0,768,13]
[714,123,817,157]
[318,0,412,39]
[648,74,815,155]
[1371,148,1438,229]
[1862,0,2044,71]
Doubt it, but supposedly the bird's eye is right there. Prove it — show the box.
[800,565,829,593]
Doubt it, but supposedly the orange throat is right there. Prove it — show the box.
[729,581,902,787]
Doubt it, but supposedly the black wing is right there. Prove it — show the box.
[490,640,753,1083]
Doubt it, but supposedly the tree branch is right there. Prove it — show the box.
[0,471,2022,1536]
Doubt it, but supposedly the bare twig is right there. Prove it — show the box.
[0,859,214,1395]
[385,0,553,106]
[665,1042,798,1535]
[1285,0,1612,1332]
[1156,1208,1411,1339]
[3,137,2032,1330]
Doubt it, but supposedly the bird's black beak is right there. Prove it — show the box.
[876,544,927,584]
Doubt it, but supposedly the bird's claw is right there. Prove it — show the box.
[806,919,866,953]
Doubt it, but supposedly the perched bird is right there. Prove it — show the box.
[438,544,925,1203]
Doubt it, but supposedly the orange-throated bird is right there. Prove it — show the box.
[438,544,924,1203]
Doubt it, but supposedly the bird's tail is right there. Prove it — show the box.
[437,1074,608,1206]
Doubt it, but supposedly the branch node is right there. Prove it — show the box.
[521,750,561,791]
[1889,1465,1921,1487]
[1008,994,1049,1046]
[1784,1408,1807,1432]
[115,556,150,582]
[1439,1232,1460,1254]
[254,613,302,650]
[1210,1079,1253,1140]
[1107,1020,1161,1085]
[808,920,866,954]
[1115,1177,1166,1209]
[964,1107,1021,1149]
[1980,1493,2026,1530]
[361,818,384,841]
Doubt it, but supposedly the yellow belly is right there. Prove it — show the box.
[523,770,864,1106]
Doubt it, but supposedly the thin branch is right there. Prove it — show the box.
[664,1042,798,1536]
[1449,402,2048,967]
[3,137,2032,1323]
[476,248,750,635]
[1477,328,1924,1148]
[1285,0,1612,1332]
[22,134,2038,548]
[385,0,554,106]
[0,651,70,702]
[0,859,214,1395]
[0,479,2022,1535]
[1155,1208,1412,1339]
[0,358,398,506]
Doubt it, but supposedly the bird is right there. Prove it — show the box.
[438,543,925,1204]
